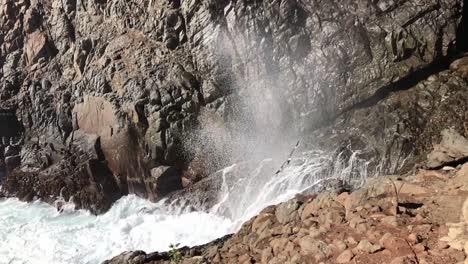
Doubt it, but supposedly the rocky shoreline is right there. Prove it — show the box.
[0,0,468,263]
[105,160,468,264]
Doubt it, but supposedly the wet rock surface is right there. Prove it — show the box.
[0,0,467,213]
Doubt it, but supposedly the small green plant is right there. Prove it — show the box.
[169,243,183,264]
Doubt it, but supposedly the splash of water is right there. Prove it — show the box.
[0,149,369,264]
[0,196,233,264]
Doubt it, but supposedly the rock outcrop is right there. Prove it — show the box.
[0,0,467,211]
[427,129,468,169]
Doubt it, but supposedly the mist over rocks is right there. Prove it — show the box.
[0,0,467,214]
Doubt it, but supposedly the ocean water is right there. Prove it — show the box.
[0,150,368,264]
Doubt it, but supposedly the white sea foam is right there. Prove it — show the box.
[0,150,368,264]
[0,196,232,264]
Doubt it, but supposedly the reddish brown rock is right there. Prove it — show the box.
[336,249,354,263]
[25,31,52,64]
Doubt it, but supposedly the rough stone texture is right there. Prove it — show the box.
[336,249,354,263]
[106,164,468,264]
[427,129,468,168]
[311,67,468,173]
[0,0,466,212]
[275,199,300,224]
[148,166,183,197]
[356,239,382,253]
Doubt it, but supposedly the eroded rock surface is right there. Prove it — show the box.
[0,0,467,211]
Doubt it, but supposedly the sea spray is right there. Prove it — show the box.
[0,149,369,264]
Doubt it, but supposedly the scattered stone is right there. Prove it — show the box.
[336,249,354,263]
[355,240,382,254]
[333,240,348,252]
[252,213,274,234]
[407,233,421,244]
[349,215,365,228]
[450,56,468,78]
[389,255,418,264]
[299,237,330,257]
[270,238,289,256]
[309,226,326,238]
[435,240,449,250]
[346,237,358,246]
[276,199,300,224]
[413,243,426,253]
[381,216,399,227]
[379,233,408,252]
[261,248,273,263]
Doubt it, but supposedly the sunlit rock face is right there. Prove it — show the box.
[0,0,466,211]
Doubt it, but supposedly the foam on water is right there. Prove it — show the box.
[0,150,368,264]
[0,196,233,264]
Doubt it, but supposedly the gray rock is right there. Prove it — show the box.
[4,155,21,171]
[336,249,354,263]
[427,129,468,168]
[356,240,382,253]
[275,199,300,224]
[102,251,147,264]
[4,145,20,157]
[299,237,330,257]
[148,166,183,197]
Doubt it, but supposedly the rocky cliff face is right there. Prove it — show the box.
[0,0,467,212]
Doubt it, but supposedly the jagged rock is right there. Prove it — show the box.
[450,56,468,78]
[298,237,330,258]
[336,249,354,263]
[427,129,468,168]
[102,251,146,264]
[73,96,147,194]
[68,130,101,160]
[4,155,20,171]
[355,240,382,254]
[1,157,122,214]
[275,199,300,224]
[25,31,52,65]
[389,256,418,264]
[4,145,19,157]
[147,166,183,198]
[0,109,23,138]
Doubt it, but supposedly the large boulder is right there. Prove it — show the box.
[73,95,147,194]
[427,129,468,168]
[1,157,122,214]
